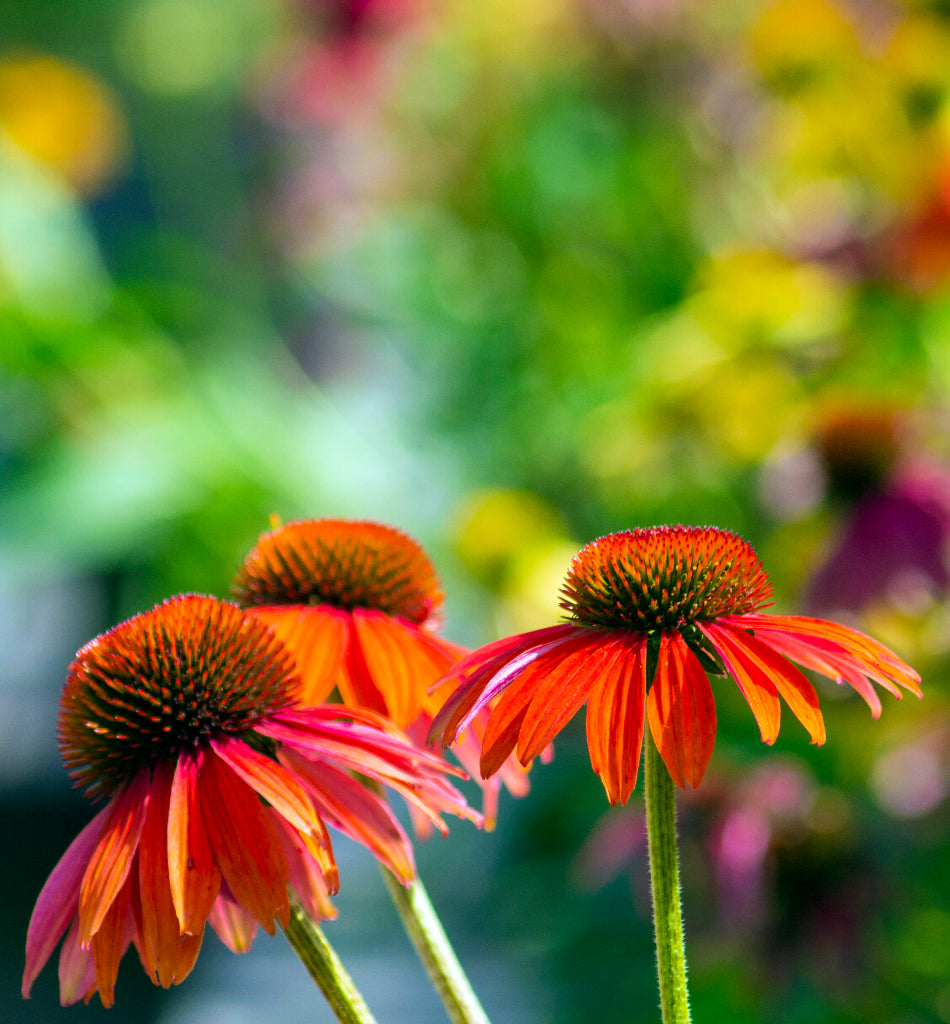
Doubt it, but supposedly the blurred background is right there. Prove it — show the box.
[4,0,950,1020]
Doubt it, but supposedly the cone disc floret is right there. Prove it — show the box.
[561,526,773,632]
[232,519,443,625]
[59,595,298,800]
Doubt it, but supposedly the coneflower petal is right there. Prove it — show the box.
[168,750,220,937]
[250,605,349,707]
[700,623,782,745]
[517,633,614,763]
[89,873,134,1008]
[197,749,289,935]
[282,747,415,883]
[586,636,648,806]
[711,624,826,744]
[78,771,150,947]
[23,804,109,997]
[208,884,259,953]
[138,761,190,988]
[647,634,716,789]
[211,736,321,839]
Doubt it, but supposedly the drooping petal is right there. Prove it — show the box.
[586,635,648,806]
[747,627,883,716]
[429,624,584,747]
[138,762,179,986]
[724,614,921,697]
[168,749,220,937]
[351,608,460,728]
[481,700,532,778]
[89,871,135,1008]
[57,916,97,1006]
[137,761,203,988]
[269,808,337,921]
[647,634,716,789]
[701,622,782,744]
[23,802,110,998]
[211,735,322,839]
[517,631,618,764]
[281,746,415,883]
[79,770,150,947]
[197,748,290,934]
[208,883,259,953]
[710,623,826,744]
[248,604,350,706]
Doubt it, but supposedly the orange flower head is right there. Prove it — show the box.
[431,526,922,806]
[232,519,442,626]
[25,595,477,1007]
[60,597,296,800]
[233,518,532,829]
[561,526,772,630]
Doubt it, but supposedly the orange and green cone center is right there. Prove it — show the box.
[232,519,443,625]
[561,525,772,632]
[58,595,297,800]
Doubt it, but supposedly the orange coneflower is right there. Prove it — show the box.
[23,595,476,1007]
[232,519,530,826]
[430,526,922,804]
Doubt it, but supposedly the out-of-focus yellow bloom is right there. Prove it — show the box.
[687,248,851,352]
[749,0,860,90]
[883,14,950,125]
[0,54,127,196]
[690,354,801,461]
[452,488,577,631]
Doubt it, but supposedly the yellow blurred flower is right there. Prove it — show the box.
[688,248,851,352]
[0,54,127,196]
[749,0,861,91]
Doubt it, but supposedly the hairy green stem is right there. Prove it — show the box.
[645,734,691,1024]
[380,866,492,1024]
[284,897,379,1024]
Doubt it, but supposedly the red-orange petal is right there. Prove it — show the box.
[480,667,552,774]
[168,750,220,936]
[89,872,134,1008]
[197,748,290,935]
[208,886,259,953]
[351,608,461,727]
[726,614,921,695]
[57,916,97,1006]
[517,632,614,764]
[749,627,883,716]
[269,809,337,921]
[23,803,109,998]
[211,735,321,839]
[137,762,183,987]
[646,634,716,789]
[701,622,782,744]
[430,624,582,746]
[713,624,826,745]
[586,635,648,805]
[79,770,150,946]
[249,605,350,706]
[282,746,414,883]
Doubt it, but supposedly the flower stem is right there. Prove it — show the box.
[380,865,492,1024]
[644,733,691,1024]
[284,896,379,1024]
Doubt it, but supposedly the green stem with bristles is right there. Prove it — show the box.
[283,897,379,1024]
[380,866,493,1024]
[645,732,692,1024]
